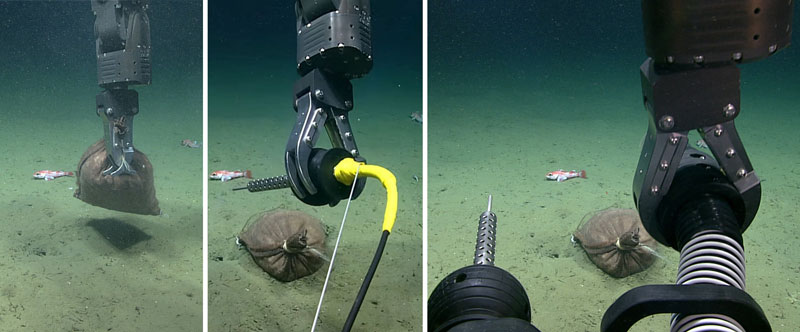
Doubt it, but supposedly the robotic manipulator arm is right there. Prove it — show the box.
[603,2,792,331]
[632,0,792,251]
[91,0,151,176]
[239,0,373,207]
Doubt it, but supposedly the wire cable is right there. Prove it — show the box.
[311,164,361,332]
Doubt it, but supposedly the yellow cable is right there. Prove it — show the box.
[333,158,398,233]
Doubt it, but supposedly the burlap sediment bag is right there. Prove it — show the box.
[238,209,327,282]
[573,208,658,278]
[74,139,160,215]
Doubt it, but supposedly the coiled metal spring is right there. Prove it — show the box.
[671,232,746,332]
[239,175,291,192]
[473,195,496,266]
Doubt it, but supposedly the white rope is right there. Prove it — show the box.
[311,164,361,332]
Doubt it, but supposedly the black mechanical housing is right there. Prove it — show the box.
[428,265,534,332]
[301,148,365,206]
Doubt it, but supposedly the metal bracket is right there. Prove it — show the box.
[285,69,364,203]
[96,89,138,176]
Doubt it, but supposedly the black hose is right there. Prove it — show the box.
[342,230,390,332]
[673,194,743,251]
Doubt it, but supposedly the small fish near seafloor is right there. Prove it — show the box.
[34,170,74,181]
[546,169,587,182]
[181,139,202,148]
[210,170,252,182]
[409,112,422,124]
